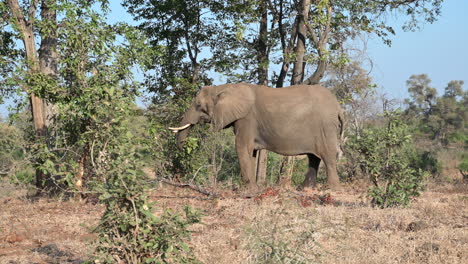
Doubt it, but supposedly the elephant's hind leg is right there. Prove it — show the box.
[297,154,321,190]
[322,154,342,191]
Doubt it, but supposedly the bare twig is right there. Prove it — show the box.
[155,178,219,197]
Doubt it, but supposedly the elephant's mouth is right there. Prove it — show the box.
[200,116,211,124]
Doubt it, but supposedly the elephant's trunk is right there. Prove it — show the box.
[174,106,198,150]
[176,126,191,150]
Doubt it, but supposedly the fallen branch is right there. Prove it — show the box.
[148,195,216,201]
[154,178,219,197]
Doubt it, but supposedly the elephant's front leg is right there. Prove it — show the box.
[235,139,257,192]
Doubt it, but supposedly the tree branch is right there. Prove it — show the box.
[156,178,219,197]
[302,4,332,85]
[28,0,39,26]
[276,17,299,88]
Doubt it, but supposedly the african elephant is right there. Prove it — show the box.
[169,83,344,191]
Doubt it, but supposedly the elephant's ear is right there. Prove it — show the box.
[213,85,255,131]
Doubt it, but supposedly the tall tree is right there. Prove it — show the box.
[3,0,57,189]
[255,0,270,185]
[325,61,378,136]
[407,74,438,115]
[1,0,148,192]
[405,75,466,143]
[123,0,222,103]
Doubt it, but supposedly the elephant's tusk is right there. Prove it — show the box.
[168,123,191,131]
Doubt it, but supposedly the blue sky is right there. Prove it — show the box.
[367,0,468,98]
[1,0,466,117]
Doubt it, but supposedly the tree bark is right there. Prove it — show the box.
[291,0,310,85]
[39,0,57,130]
[256,0,269,187]
[257,0,269,87]
[256,150,267,186]
[302,4,332,85]
[277,0,311,185]
[276,17,298,88]
[8,0,46,134]
[8,0,59,191]
[7,0,49,189]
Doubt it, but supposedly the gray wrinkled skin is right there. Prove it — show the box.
[176,83,344,191]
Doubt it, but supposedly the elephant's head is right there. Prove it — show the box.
[169,84,255,149]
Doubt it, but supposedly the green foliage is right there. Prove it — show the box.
[0,121,21,174]
[2,7,202,263]
[147,103,206,182]
[345,111,428,208]
[10,2,152,191]
[92,134,201,263]
[405,76,466,144]
[459,153,468,180]
[0,119,35,184]
[11,169,35,184]
[447,131,468,145]
[265,153,284,184]
[410,150,442,178]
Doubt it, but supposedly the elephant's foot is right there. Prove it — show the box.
[297,181,316,191]
[242,182,260,198]
[327,180,343,191]
[297,176,317,191]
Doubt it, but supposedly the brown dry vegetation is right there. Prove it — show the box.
[0,179,467,264]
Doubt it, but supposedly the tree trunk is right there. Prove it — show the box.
[302,4,332,85]
[256,150,267,186]
[7,0,49,190]
[257,0,269,87]
[276,17,298,88]
[255,0,269,187]
[39,0,57,130]
[291,0,310,85]
[277,0,311,186]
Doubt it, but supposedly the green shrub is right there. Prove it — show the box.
[410,150,442,178]
[345,110,428,208]
[11,169,35,185]
[0,121,35,184]
[459,153,468,180]
[92,135,201,263]
[448,131,468,145]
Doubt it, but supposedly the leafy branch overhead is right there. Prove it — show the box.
[123,0,444,93]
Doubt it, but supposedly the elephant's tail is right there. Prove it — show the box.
[338,110,345,141]
[337,110,346,160]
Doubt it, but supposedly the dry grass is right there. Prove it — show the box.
[0,179,467,264]
[0,181,103,263]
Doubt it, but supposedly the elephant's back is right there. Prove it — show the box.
[252,85,341,156]
[261,85,340,113]
[259,84,338,102]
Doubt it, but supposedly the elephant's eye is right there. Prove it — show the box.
[196,103,206,112]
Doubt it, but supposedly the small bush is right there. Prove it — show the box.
[245,208,320,263]
[345,110,428,208]
[459,153,468,180]
[447,131,468,145]
[410,150,442,178]
[11,169,35,185]
[92,140,201,263]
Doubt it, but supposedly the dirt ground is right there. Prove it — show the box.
[0,179,467,264]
